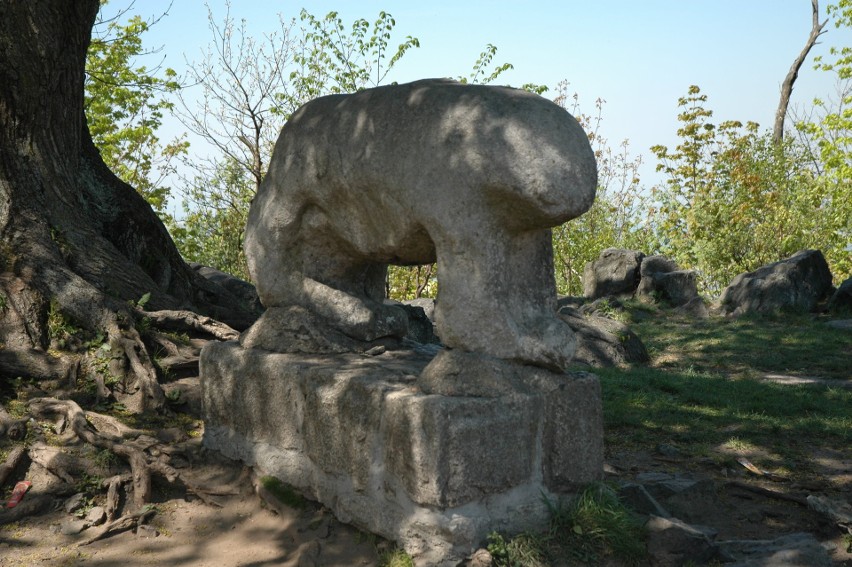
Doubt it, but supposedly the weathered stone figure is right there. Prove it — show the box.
[245,78,597,370]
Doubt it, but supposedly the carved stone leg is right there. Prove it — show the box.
[432,226,576,371]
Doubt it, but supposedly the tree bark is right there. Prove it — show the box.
[0,1,258,411]
[773,0,827,143]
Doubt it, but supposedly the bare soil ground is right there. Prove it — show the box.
[1,373,850,567]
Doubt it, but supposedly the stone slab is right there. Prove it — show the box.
[201,341,603,565]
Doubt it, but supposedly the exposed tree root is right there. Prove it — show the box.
[77,507,156,546]
[0,403,28,440]
[28,398,153,507]
[138,308,240,341]
[0,445,26,487]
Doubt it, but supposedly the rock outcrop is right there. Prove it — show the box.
[720,250,834,316]
[583,248,644,299]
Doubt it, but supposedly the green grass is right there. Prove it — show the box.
[597,307,851,475]
[259,476,307,510]
[487,483,646,566]
[629,311,851,380]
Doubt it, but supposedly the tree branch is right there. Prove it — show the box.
[773,0,828,143]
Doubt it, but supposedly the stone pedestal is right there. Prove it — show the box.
[200,341,603,566]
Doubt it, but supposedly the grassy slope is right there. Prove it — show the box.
[598,308,851,476]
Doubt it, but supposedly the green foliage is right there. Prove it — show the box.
[550,82,650,296]
[650,86,842,293]
[376,547,414,567]
[174,9,420,280]
[794,1,852,279]
[286,9,420,104]
[487,531,549,567]
[85,3,187,215]
[171,157,253,280]
[549,483,646,564]
[386,264,437,300]
[47,299,80,348]
[486,483,646,566]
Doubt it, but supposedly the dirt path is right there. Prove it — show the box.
[0,444,381,567]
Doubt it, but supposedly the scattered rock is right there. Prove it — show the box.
[189,262,263,314]
[468,547,493,567]
[720,249,834,316]
[558,306,649,366]
[396,302,440,345]
[136,524,160,538]
[583,248,644,299]
[807,494,852,525]
[645,515,720,567]
[637,255,700,308]
[64,493,86,514]
[60,518,88,536]
[84,506,106,526]
[828,276,852,313]
[718,532,833,567]
[674,296,709,318]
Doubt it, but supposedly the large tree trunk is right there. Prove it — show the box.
[0,0,256,412]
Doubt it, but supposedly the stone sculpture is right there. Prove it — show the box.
[244,78,597,371]
[203,79,604,564]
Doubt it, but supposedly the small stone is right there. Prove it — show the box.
[60,519,88,536]
[469,548,493,567]
[364,345,386,356]
[64,493,86,514]
[84,506,106,526]
[156,427,185,443]
[656,443,682,457]
[136,524,160,538]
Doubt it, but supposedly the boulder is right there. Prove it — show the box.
[582,248,644,299]
[636,255,700,308]
[828,275,852,313]
[557,306,649,366]
[189,263,263,314]
[245,78,597,372]
[720,250,834,316]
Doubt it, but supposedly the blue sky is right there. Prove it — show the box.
[105,1,850,188]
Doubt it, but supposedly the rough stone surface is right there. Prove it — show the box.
[60,518,88,536]
[674,296,709,318]
[245,78,597,372]
[828,276,852,313]
[720,250,834,316]
[718,532,833,567]
[200,341,603,565]
[637,255,699,307]
[189,262,263,314]
[84,506,106,526]
[556,306,649,366]
[582,248,644,299]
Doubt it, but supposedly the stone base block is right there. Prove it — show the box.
[200,341,603,566]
